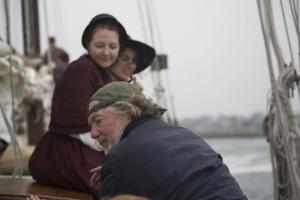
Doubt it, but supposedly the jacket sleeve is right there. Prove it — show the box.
[100,165,118,198]
[100,145,131,197]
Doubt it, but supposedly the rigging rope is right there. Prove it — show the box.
[148,0,163,52]
[289,0,299,27]
[144,0,156,48]
[257,0,300,199]
[137,0,149,44]
[138,0,178,125]
[0,45,23,177]
[280,0,295,65]
[0,102,23,177]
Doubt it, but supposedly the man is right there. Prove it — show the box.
[88,82,247,200]
[43,37,69,65]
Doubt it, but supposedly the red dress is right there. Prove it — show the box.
[29,55,110,199]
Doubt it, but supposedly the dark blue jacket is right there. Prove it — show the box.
[100,118,247,200]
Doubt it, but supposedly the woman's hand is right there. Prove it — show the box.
[90,165,102,189]
[132,76,144,91]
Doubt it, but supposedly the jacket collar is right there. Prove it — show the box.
[121,117,153,141]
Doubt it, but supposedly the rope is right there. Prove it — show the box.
[257,0,300,199]
[137,0,149,43]
[265,0,286,71]
[53,0,64,47]
[8,54,16,133]
[0,102,23,177]
[0,54,23,177]
[138,0,179,125]
[280,0,295,65]
[164,70,178,125]
[148,0,163,52]
[288,0,300,41]
[0,43,23,177]
[144,0,156,48]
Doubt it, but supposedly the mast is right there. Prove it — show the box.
[21,0,40,57]
[21,0,45,145]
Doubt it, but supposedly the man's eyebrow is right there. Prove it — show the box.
[88,114,95,125]
[88,113,103,124]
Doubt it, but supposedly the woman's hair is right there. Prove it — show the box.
[85,19,126,49]
[107,95,164,120]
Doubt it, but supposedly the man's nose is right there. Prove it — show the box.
[90,125,100,139]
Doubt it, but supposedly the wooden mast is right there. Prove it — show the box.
[21,0,40,57]
[21,0,44,145]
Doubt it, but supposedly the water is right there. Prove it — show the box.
[205,137,274,200]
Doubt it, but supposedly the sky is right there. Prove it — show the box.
[4,0,293,120]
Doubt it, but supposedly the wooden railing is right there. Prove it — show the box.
[0,177,93,200]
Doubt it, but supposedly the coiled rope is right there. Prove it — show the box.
[257,0,300,199]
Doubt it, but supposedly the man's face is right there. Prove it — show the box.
[88,100,130,154]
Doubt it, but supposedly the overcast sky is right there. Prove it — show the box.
[7,0,296,119]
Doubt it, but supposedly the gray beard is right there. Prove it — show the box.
[103,143,116,155]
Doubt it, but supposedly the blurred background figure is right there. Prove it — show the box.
[52,51,69,83]
[42,36,69,67]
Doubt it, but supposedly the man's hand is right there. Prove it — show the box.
[90,165,102,190]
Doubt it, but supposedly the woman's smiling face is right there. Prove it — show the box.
[110,48,138,81]
[88,27,120,68]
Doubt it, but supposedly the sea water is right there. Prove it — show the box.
[206,137,273,200]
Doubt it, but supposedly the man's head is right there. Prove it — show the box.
[88,82,165,154]
[48,37,56,47]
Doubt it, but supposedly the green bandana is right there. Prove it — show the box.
[88,82,143,117]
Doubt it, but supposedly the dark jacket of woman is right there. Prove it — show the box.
[101,118,247,200]
[29,55,110,200]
